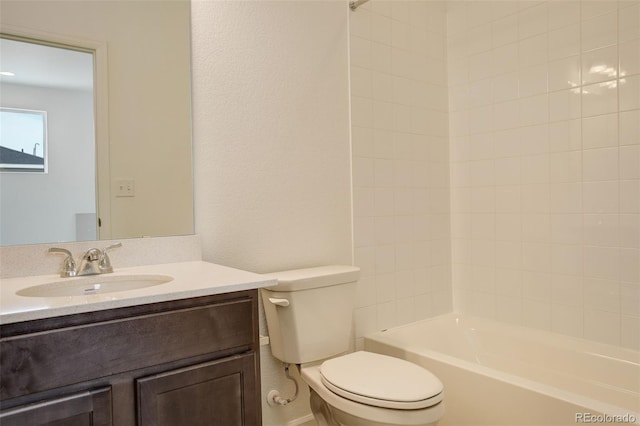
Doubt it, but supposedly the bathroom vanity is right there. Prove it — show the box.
[0,261,275,425]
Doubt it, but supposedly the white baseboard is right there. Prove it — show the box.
[286,413,315,426]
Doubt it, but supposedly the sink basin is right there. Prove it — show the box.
[17,274,174,298]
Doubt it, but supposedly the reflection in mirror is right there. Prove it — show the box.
[1,107,47,172]
[0,37,96,245]
[0,1,194,246]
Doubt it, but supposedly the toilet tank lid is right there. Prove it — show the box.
[262,265,360,292]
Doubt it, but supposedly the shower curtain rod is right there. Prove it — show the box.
[349,0,370,11]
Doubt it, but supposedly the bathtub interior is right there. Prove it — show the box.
[364,313,640,424]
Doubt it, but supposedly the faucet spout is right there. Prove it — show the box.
[77,248,103,276]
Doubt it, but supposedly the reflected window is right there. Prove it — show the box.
[0,107,47,172]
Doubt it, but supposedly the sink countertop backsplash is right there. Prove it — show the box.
[0,235,202,279]
[1,260,275,324]
[0,235,277,324]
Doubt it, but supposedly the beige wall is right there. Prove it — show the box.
[191,1,352,425]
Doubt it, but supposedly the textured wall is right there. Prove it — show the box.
[191,2,352,424]
[192,1,352,275]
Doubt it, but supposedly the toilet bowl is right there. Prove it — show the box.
[301,351,444,426]
[261,266,445,426]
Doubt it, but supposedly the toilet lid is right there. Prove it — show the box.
[319,351,443,410]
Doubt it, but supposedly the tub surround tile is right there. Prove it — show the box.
[619,146,640,180]
[581,45,618,85]
[582,114,618,149]
[548,24,580,61]
[619,39,640,78]
[621,315,640,349]
[581,10,617,53]
[619,214,640,249]
[584,308,621,345]
[618,2,640,43]
[551,303,584,337]
[548,56,580,92]
[352,0,638,350]
[620,75,640,111]
[620,180,640,213]
[351,0,452,338]
[447,0,639,348]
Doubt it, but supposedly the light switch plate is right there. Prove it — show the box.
[115,179,135,197]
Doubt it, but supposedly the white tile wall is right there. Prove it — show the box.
[350,0,638,350]
[350,0,452,348]
[448,0,640,349]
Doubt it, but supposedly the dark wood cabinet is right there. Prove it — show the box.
[137,353,258,426]
[0,387,112,426]
[0,290,262,426]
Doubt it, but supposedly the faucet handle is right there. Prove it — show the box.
[48,247,77,278]
[99,242,122,273]
[103,242,122,252]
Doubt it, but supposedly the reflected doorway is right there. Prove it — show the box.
[0,36,96,245]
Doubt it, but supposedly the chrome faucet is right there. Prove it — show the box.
[77,248,103,276]
[98,242,121,273]
[48,248,77,277]
[49,243,122,278]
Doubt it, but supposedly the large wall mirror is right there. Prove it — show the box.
[0,0,194,246]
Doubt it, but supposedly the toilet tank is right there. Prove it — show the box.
[261,265,359,364]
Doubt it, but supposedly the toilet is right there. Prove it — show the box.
[261,265,444,426]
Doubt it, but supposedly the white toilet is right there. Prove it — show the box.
[261,265,444,426]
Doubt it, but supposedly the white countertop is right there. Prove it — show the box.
[0,261,276,324]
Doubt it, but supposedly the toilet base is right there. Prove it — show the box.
[309,389,441,426]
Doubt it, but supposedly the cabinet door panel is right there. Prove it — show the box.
[137,353,257,426]
[0,387,111,426]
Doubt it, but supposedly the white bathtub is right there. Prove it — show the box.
[364,314,640,426]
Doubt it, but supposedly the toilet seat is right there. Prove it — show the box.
[301,361,444,426]
[319,351,443,410]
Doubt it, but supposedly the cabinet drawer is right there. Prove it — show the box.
[1,298,253,399]
[0,387,112,426]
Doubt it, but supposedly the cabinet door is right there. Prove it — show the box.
[137,353,259,426]
[0,387,112,426]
